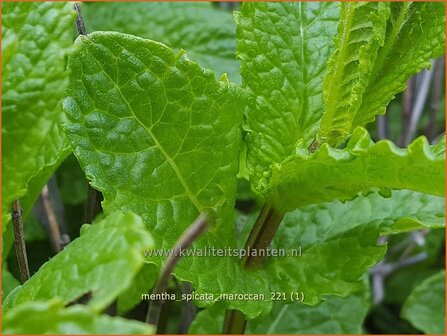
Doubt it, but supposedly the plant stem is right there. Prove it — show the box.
[405,62,435,145]
[11,200,30,283]
[398,77,414,146]
[146,214,208,327]
[243,202,284,269]
[41,185,62,253]
[222,202,284,333]
[74,3,87,36]
[223,309,247,334]
[426,57,444,142]
[84,185,102,224]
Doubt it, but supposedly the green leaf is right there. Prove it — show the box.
[63,32,272,318]
[3,212,154,313]
[83,2,240,83]
[236,2,340,188]
[263,128,444,212]
[248,285,370,334]
[1,2,76,230]
[3,300,154,334]
[2,267,20,299]
[190,281,370,334]
[316,2,390,146]
[356,2,446,128]
[117,264,158,314]
[402,270,446,334]
[248,190,442,307]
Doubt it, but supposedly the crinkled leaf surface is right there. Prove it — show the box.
[3,300,154,334]
[402,270,446,334]
[316,2,390,146]
[356,2,446,127]
[264,128,445,212]
[63,32,272,318]
[237,190,443,306]
[3,212,153,313]
[1,2,75,230]
[190,281,370,334]
[83,2,240,83]
[236,2,340,188]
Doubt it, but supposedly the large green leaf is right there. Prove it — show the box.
[63,32,272,318]
[236,2,340,188]
[402,270,446,334]
[263,128,444,212]
[316,2,390,146]
[83,2,240,83]
[190,282,370,334]
[356,2,446,127]
[1,2,75,230]
[3,300,154,334]
[191,189,443,331]
[248,190,443,306]
[3,212,153,313]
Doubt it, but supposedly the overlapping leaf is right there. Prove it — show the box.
[63,32,271,318]
[83,2,240,82]
[3,300,154,334]
[3,212,153,313]
[262,128,444,212]
[236,2,340,187]
[402,270,446,334]
[1,2,75,230]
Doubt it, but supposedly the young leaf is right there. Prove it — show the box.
[356,2,446,127]
[83,2,240,82]
[316,2,390,146]
[402,270,446,334]
[63,32,271,318]
[236,2,339,187]
[3,300,154,334]
[1,3,76,229]
[3,212,154,313]
[264,128,444,212]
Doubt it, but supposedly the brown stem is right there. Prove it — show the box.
[222,202,284,333]
[146,214,208,327]
[223,309,247,334]
[84,185,102,224]
[41,185,62,253]
[11,200,30,283]
[74,3,87,36]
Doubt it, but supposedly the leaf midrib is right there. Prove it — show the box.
[84,37,204,214]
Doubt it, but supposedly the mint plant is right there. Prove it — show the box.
[2,2,446,334]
